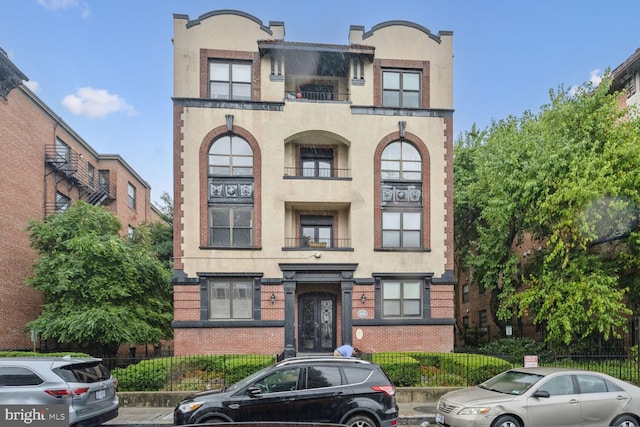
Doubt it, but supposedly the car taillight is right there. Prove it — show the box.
[371,385,395,396]
[73,387,90,397]
[45,389,73,398]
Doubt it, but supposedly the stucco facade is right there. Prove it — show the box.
[172,10,456,357]
[0,49,160,350]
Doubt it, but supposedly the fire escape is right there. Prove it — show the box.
[45,145,116,216]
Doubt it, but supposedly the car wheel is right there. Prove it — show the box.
[200,416,227,424]
[611,415,640,427]
[492,415,522,427]
[345,414,377,427]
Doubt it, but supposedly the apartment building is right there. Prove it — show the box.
[611,48,640,110]
[455,48,640,348]
[172,10,455,357]
[0,48,160,350]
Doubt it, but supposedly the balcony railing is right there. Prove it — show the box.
[285,91,349,102]
[45,144,116,208]
[284,237,352,249]
[283,167,351,179]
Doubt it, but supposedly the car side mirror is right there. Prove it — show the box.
[247,386,262,397]
[533,390,550,398]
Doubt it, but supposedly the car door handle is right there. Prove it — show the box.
[569,399,579,404]
[617,395,630,400]
[229,404,240,409]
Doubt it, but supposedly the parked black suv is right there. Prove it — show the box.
[174,356,399,427]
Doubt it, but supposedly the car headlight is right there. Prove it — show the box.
[177,402,204,413]
[458,407,491,415]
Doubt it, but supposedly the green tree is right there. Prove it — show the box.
[145,191,174,270]
[455,76,640,347]
[25,201,173,357]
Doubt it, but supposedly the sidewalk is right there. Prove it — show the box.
[103,403,437,426]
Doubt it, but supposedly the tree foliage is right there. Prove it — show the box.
[454,76,640,347]
[25,201,173,357]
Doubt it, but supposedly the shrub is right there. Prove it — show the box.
[112,355,275,391]
[112,358,172,391]
[373,353,421,386]
[477,338,546,364]
[0,351,92,358]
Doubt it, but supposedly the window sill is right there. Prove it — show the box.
[374,248,431,252]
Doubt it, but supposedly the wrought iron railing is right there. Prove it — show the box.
[285,91,350,102]
[284,237,352,249]
[283,167,351,179]
[105,350,640,392]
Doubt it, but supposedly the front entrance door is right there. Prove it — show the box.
[298,293,336,353]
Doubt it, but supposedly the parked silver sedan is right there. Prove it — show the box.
[435,367,640,427]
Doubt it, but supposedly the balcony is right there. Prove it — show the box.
[283,237,352,250]
[283,166,351,179]
[259,39,374,105]
[45,144,116,209]
[285,89,349,102]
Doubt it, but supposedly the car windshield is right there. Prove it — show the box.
[479,370,544,395]
[225,364,274,392]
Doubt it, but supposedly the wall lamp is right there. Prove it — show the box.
[360,293,366,304]
[270,293,276,304]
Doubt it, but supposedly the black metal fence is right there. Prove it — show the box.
[107,351,640,392]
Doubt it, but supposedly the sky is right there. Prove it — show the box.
[2,0,640,204]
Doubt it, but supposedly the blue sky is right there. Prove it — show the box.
[3,0,639,204]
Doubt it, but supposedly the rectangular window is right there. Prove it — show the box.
[87,163,95,189]
[56,192,71,212]
[209,61,252,100]
[300,147,333,178]
[300,215,333,248]
[479,310,488,330]
[209,207,253,246]
[382,280,421,318]
[127,182,136,210]
[382,70,421,108]
[54,137,74,175]
[462,283,469,303]
[55,137,71,164]
[478,282,486,295]
[98,170,110,193]
[382,211,421,248]
[209,280,252,319]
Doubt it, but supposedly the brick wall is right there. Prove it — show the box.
[0,83,159,350]
[352,325,453,353]
[0,88,49,349]
[175,328,285,355]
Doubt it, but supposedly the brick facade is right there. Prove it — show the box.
[0,51,161,350]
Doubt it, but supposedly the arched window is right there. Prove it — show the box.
[208,135,254,247]
[381,141,421,181]
[380,140,422,249]
[209,135,253,176]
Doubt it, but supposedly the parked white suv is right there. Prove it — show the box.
[0,356,119,427]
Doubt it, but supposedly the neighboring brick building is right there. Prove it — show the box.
[611,48,640,110]
[455,48,640,348]
[0,48,161,351]
[172,10,456,357]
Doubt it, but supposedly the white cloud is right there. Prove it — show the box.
[569,69,604,96]
[23,80,40,92]
[38,0,90,18]
[589,69,603,86]
[62,87,138,119]
[37,0,79,10]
